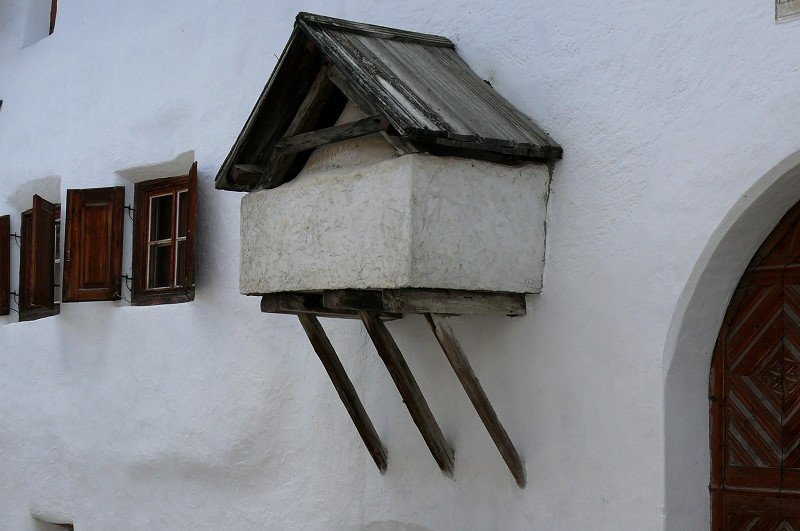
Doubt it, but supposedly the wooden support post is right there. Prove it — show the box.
[298,313,388,473]
[358,310,455,477]
[425,313,526,488]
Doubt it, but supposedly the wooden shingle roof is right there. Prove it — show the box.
[216,12,562,191]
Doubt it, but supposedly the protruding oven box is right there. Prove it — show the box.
[216,12,562,488]
[241,153,550,295]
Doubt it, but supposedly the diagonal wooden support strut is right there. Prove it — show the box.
[358,310,455,477]
[297,313,388,473]
[425,313,527,488]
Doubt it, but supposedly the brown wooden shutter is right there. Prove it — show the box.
[0,215,9,316]
[185,161,198,290]
[63,187,124,302]
[26,195,56,309]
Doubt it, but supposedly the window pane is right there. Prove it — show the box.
[148,243,171,289]
[149,194,173,242]
[177,190,188,238]
[175,240,186,287]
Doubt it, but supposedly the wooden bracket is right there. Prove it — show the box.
[425,313,526,488]
[298,313,388,472]
[261,288,526,485]
[359,310,455,477]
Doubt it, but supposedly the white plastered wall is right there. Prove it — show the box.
[1,1,800,530]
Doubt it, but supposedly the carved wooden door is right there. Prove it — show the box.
[711,206,800,530]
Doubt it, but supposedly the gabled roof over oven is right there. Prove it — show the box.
[215,12,562,191]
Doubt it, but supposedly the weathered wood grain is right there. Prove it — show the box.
[262,292,400,320]
[274,115,388,155]
[326,67,419,156]
[359,310,455,476]
[298,313,388,473]
[304,18,562,156]
[384,289,526,316]
[327,66,379,114]
[262,293,354,319]
[215,11,562,192]
[323,290,385,313]
[323,289,525,316]
[425,313,526,488]
[298,12,455,48]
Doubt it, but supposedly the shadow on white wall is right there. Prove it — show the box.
[7,175,61,210]
[22,0,51,48]
[115,150,195,184]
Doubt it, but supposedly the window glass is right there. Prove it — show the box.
[148,243,171,289]
[149,194,173,242]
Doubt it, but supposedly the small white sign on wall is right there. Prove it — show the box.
[777,0,800,19]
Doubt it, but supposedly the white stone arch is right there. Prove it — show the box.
[663,150,800,530]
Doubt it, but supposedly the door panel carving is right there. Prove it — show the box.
[711,209,800,529]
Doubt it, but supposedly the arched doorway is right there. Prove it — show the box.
[710,200,800,528]
[662,152,800,530]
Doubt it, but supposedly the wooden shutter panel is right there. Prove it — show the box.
[26,195,56,309]
[185,161,198,291]
[63,187,124,302]
[0,215,9,316]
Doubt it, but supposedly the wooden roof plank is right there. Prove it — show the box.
[298,12,455,48]
[215,12,562,192]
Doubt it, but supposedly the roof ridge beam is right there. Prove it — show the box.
[297,12,455,48]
